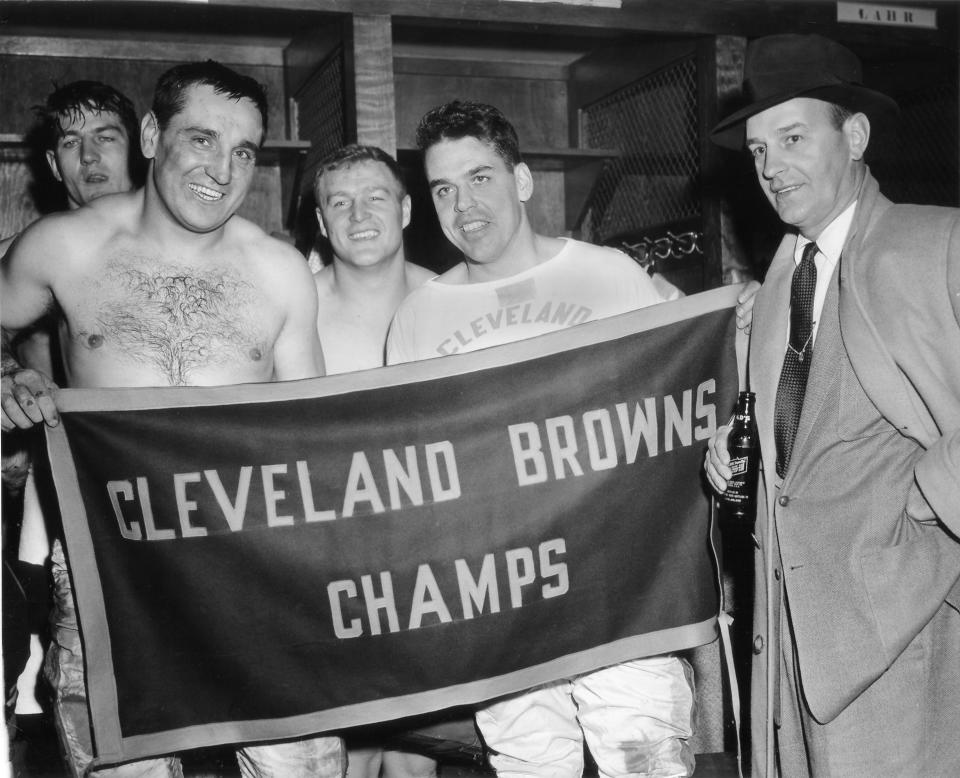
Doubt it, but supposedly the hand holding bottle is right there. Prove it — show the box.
[705,391,760,522]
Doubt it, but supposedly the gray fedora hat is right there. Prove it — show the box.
[710,34,899,149]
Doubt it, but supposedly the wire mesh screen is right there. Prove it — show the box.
[869,80,959,207]
[580,56,700,243]
[295,46,346,193]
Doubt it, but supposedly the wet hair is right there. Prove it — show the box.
[415,100,522,167]
[152,60,268,141]
[35,80,139,153]
[313,144,407,198]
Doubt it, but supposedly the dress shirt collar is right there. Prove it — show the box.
[794,200,857,269]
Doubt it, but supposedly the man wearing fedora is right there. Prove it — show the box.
[704,34,960,776]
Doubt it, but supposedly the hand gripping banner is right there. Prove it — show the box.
[46,286,740,766]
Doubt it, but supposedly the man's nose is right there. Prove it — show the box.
[350,199,369,221]
[80,139,100,165]
[455,187,475,213]
[206,150,232,186]
[762,147,786,180]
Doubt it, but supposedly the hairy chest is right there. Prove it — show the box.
[61,257,276,385]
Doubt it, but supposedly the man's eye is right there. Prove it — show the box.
[785,134,802,145]
[193,137,211,147]
[99,135,116,143]
[332,199,348,208]
[434,186,451,198]
[234,149,255,162]
[61,139,78,149]
[749,146,765,159]
[473,175,489,185]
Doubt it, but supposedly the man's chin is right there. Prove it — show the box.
[82,184,122,203]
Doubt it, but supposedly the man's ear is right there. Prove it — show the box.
[315,208,328,239]
[845,112,871,162]
[515,162,534,203]
[401,194,412,229]
[140,112,160,160]
[45,150,63,182]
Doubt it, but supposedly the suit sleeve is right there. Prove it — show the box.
[915,433,960,537]
[917,223,960,537]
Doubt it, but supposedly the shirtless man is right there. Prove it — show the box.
[0,79,141,258]
[313,144,434,375]
[1,61,342,778]
[2,80,140,446]
[312,144,436,776]
[2,79,142,730]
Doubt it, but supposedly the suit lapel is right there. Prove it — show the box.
[786,266,843,480]
[752,235,795,488]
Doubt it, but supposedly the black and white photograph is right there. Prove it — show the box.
[1,1,958,776]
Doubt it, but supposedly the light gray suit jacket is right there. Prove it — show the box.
[748,170,960,775]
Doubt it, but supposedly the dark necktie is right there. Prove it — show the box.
[774,241,818,478]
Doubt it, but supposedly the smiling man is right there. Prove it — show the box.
[705,34,960,777]
[313,145,433,375]
[387,100,694,778]
[1,79,143,741]
[1,61,339,777]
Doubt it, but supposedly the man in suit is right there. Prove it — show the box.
[704,34,960,776]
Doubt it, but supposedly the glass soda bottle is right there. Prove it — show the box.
[722,390,759,521]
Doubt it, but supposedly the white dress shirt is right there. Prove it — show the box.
[794,200,856,344]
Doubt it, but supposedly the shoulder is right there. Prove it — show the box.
[860,202,960,268]
[848,203,960,320]
[0,233,16,258]
[313,263,336,294]
[312,264,339,309]
[395,278,439,313]
[6,209,93,272]
[556,238,666,294]
[234,220,314,296]
[5,193,141,284]
[558,238,639,271]
[405,261,436,289]
[234,218,308,269]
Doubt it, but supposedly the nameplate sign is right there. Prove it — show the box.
[837,2,937,29]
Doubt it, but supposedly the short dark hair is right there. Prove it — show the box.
[313,144,406,198]
[416,100,522,167]
[35,80,139,153]
[152,60,268,141]
[827,102,855,131]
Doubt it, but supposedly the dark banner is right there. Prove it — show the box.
[46,286,740,765]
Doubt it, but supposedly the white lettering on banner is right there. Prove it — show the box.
[327,538,570,638]
[105,440,460,539]
[508,380,717,485]
[174,472,206,538]
[102,382,717,539]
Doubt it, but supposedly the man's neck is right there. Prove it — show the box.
[463,228,557,285]
[331,252,410,302]
[140,181,225,255]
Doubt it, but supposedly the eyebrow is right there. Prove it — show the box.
[428,164,494,189]
[327,185,391,198]
[181,126,259,152]
[746,121,808,146]
[60,122,125,139]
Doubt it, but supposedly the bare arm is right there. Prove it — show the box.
[1,226,63,430]
[269,243,326,381]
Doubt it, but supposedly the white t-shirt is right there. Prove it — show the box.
[386,237,672,363]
